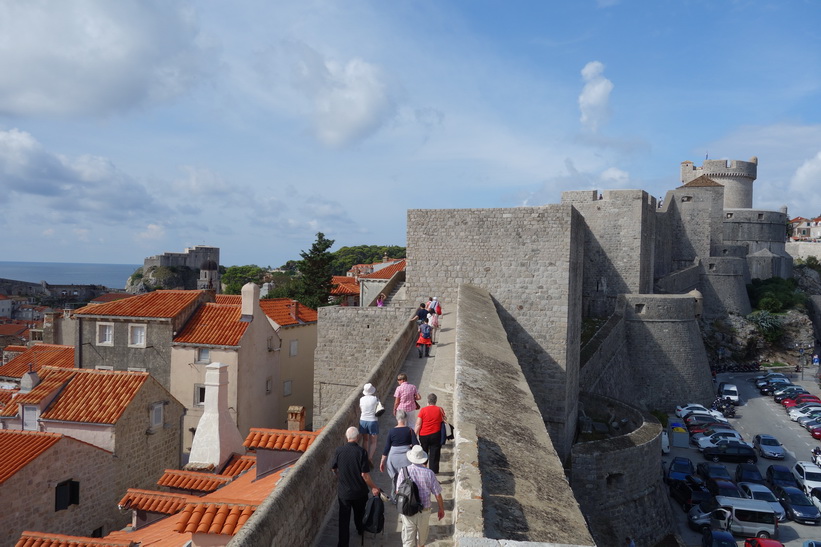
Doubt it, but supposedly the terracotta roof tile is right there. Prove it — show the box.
[118,488,198,514]
[90,293,136,304]
[243,428,320,452]
[15,531,135,547]
[215,295,241,305]
[259,299,317,327]
[1,369,73,417]
[220,454,256,477]
[679,175,723,188]
[74,290,207,319]
[359,259,406,280]
[39,368,149,424]
[0,430,63,485]
[331,282,360,296]
[174,502,257,535]
[3,345,28,353]
[332,275,358,285]
[0,388,18,411]
[0,324,28,337]
[173,303,248,347]
[0,344,74,379]
[157,469,233,492]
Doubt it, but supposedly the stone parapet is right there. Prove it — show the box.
[452,283,593,545]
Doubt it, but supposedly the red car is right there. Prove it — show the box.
[812,427,821,440]
[783,395,821,408]
[744,539,784,547]
[687,422,732,435]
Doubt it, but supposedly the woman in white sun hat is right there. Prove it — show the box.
[359,383,379,462]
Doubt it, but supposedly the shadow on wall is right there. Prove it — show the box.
[478,437,530,542]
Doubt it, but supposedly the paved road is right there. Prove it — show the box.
[665,368,821,545]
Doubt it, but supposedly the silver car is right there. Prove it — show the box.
[739,481,787,521]
[752,434,786,459]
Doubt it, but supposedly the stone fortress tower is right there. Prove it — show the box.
[681,156,758,208]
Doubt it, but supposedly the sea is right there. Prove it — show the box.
[0,261,141,290]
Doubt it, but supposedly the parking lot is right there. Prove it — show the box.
[664,367,821,545]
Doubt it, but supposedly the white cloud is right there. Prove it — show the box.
[600,167,629,184]
[136,223,166,242]
[0,1,213,117]
[578,61,614,133]
[73,228,90,242]
[790,152,821,207]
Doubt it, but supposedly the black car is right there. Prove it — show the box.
[773,484,821,524]
[766,464,801,490]
[705,478,744,499]
[696,462,733,481]
[760,380,793,395]
[665,456,696,483]
[702,443,757,463]
[735,462,766,485]
[669,475,711,512]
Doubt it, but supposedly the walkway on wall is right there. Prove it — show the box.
[313,310,456,547]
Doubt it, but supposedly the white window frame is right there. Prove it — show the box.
[23,405,38,430]
[95,365,114,371]
[96,322,114,346]
[283,380,292,397]
[150,402,164,430]
[196,348,211,364]
[128,324,146,348]
[194,384,206,406]
[289,340,298,357]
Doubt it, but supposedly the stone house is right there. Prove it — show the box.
[0,366,184,529]
[331,275,360,307]
[0,429,117,546]
[0,343,74,384]
[0,294,12,318]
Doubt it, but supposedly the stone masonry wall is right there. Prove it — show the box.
[571,393,673,547]
[313,306,415,428]
[230,316,417,547]
[453,284,594,545]
[406,205,582,460]
[0,435,118,547]
[700,257,752,318]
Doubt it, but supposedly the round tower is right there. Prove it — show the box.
[681,156,758,209]
[198,259,220,292]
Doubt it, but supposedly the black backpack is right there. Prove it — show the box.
[362,492,384,535]
[395,466,423,516]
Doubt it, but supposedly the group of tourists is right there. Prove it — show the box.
[331,372,447,547]
[413,297,442,358]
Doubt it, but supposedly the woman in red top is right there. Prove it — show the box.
[415,392,445,474]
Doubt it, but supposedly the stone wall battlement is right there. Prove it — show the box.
[681,158,758,182]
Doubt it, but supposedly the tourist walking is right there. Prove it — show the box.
[415,393,445,474]
[393,372,421,426]
[416,318,432,357]
[398,445,445,547]
[331,427,381,547]
[427,309,439,344]
[376,293,386,307]
[379,409,417,492]
[359,383,379,463]
[413,303,429,324]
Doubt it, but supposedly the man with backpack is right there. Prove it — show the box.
[416,318,433,358]
[396,445,444,547]
[331,427,381,547]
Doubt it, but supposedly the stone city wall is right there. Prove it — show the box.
[786,241,821,260]
[312,306,416,428]
[571,393,672,547]
[655,263,700,294]
[452,284,594,545]
[700,257,752,318]
[406,205,583,460]
[230,316,417,547]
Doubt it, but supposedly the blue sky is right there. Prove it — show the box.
[1,0,820,267]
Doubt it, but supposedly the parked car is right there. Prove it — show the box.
[703,443,757,463]
[698,462,733,481]
[753,372,787,384]
[744,539,784,547]
[706,478,745,499]
[790,405,821,420]
[783,395,821,408]
[666,456,696,483]
[766,464,801,490]
[686,413,730,427]
[670,475,711,512]
[794,461,821,494]
[719,383,740,405]
[677,403,714,417]
[736,463,766,485]
[689,421,736,436]
[697,431,745,451]
[778,391,815,403]
[739,482,787,521]
[702,530,738,547]
[775,385,808,399]
[753,434,786,460]
[692,427,737,445]
[760,379,792,395]
[773,484,821,524]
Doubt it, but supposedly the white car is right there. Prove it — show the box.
[738,482,787,521]
[793,461,821,495]
[789,405,821,420]
[697,431,744,451]
[676,403,711,418]
[719,384,739,405]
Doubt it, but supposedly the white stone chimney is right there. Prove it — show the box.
[241,282,259,320]
[187,362,245,471]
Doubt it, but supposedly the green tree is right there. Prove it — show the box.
[294,232,336,309]
[222,265,266,294]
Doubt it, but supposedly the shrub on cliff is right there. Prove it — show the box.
[747,277,806,312]
[747,310,784,344]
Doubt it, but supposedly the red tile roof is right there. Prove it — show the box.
[74,290,208,319]
[173,502,257,535]
[0,368,149,424]
[4,345,28,352]
[173,303,248,347]
[0,388,18,411]
[157,469,233,492]
[118,489,198,514]
[259,299,317,327]
[243,428,320,452]
[0,344,74,379]
[360,259,406,280]
[0,430,62,485]
[0,324,28,337]
[90,293,136,304]
[332,275,358,285]
[679,175,722,188]
[15,532,136,547]
[215,295,241,305]
[220,454,256,477]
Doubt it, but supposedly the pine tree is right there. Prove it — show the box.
[295,232,335,309]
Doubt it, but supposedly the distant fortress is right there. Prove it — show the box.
[140,245,221,292]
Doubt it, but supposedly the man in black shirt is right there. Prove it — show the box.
[331,426,381,546]
[414,303,428,324]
